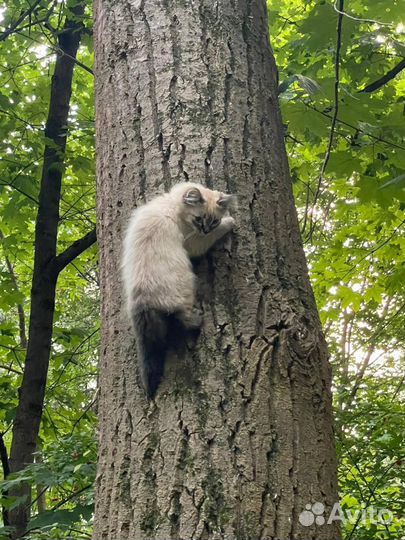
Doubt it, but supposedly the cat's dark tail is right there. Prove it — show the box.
[132,308,169,399]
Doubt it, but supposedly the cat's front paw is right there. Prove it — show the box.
[222,216,236,232]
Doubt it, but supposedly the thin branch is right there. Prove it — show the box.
[303,102,405,151]
[49,328,99,391]
[0,345,24,371]
[50,484,92,512]
[0,364,23,375]
[37,30,94,75]
[345,448,399,540]
[0,107,42,129]
[28,485,48,511]
[0,53,52,73]
[57,47,94,75]
[11,29,93,76]
[60,187,96,219]
[70,389,99,434]
[71,260,99,286]
[54,228,97,274]
[34,451,47,513]
[340,218,405,280]
[66,528,91,538]
[360,58,405,93]
[1,17,51,40]
[25,483,92,519]
[333,0,393,27]
[304,0,344,239]
[390,375,405,403]
[346,298,392,408]
[0,180,39,206]
[0,0,42,42]
[349,300,405,359]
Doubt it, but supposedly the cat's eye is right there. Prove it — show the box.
[194,217,203,223]
[211,219,220,227]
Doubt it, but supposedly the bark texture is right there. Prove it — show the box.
[93,1,340,539]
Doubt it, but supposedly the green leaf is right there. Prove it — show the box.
[278,74,321,96]
[28,509,81,531]
[295,74,321,94]
[379,174,405,190]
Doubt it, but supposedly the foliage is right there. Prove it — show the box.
[0,0,404,538]
[0,0,97,537]
[0,434,95,539]
[269,0,405,538]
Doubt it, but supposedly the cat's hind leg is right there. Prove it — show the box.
[177,306,203,329]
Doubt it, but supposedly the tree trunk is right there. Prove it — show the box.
[93,1,340,539]
[8,2,96,536]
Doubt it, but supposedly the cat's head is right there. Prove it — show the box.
[176,183,236,235]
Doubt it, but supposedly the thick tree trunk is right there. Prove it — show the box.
[93,1,340,539]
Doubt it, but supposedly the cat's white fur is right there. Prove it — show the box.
[122,182,236,398]
[122,182,235,324]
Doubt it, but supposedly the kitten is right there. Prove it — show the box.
[122,182,236,398]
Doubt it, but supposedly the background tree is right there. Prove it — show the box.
[0,1,97,538]
[270,1,405,537]
[7,1,96,534]
[92,0,340,538]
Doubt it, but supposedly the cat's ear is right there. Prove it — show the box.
[183,187,204,206]
[217,193,237,209]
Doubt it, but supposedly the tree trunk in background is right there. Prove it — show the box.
[93,1,340,539]
[8,2,96,537]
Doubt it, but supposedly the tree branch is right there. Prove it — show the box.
[54,228,97,274]
[50,483,92,511]
[333,0,393,26]
[302,0,344,240]
[55,47,94,75]
[0,0,42,42]
[8,1,87,535]
[0,363,23,375]
[303,101,405,150]
[360,58,405,93]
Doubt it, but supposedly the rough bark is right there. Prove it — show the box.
[93,1,340,539]
[7,2,95,536]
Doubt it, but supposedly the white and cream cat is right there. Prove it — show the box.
[122,182,236,398]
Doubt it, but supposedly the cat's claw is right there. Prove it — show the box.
[222,216,236,231]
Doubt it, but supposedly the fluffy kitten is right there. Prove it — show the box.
[122,182,236,398]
